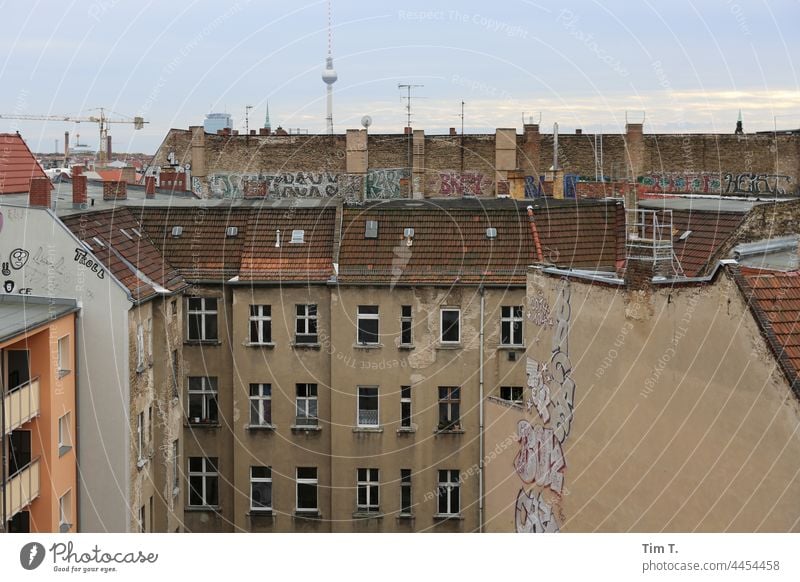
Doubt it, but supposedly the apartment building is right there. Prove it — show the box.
[1,295,77,533]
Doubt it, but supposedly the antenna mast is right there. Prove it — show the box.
[398,83,424,129]
[321,0,338,134]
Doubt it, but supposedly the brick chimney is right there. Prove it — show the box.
[72,175,87,206]
[29,177,52,208]
[521,124,540,180]
[624,123,644,181]
[103,180,127,201]
[145,176,156,199]
[624,256,653,290]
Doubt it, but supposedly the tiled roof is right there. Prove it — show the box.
[735,266,800,392]
[337,200,623,284]
[239,207,337,282]
[0,133,51,194]
[670,209,746,276]
[61,208,185,301]
[135,207,251,280]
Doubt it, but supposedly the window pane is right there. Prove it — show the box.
[357,485,367,506]
[441,310,459,342]
[189,457,203,472]
[206,476,219,506]
[189,476,203,506]
[501,322,511,345]
[359,305,379,315]
[401,385,411,399]
[401,305,411,317]
[188,314,201,340]
[358,319,379,343]
[308,304,317,317]
[250,320,258,342]
[437,486,447,514]
[188,298,202,311]
[451,485,460,512]
[205,314,218,340]
[297,483,317,509]
[252,482,271,508]
[188,397,203,420]
[249,400,260,425]
[208,396,218,422]
[252,466,271,479]
[298,467,317,480]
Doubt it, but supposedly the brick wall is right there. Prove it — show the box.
[103,181,127,200]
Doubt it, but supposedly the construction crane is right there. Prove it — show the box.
[0,108,147,165]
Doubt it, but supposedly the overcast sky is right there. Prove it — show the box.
[1,0,798,153]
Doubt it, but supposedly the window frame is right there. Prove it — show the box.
[57,334,71,375]
[356,305,380,345]
[437,386,461,430]
[59,489,72,532]
[187,297,218,342]
[170,349,179,398]
[295,467,319,513]
[440,308,461,344]
[295,383,318,426]
[500,305,524,347]
[136,323,145,369]
[249,304,273,344]
[295,304,318,345]
[400,305,413,345]
[249,383,272,426]
[250,466,273,512]
[136,411,145,461]
[400,469,412,516]
[187,376,219,425]
[400,385,412,429]
[172,439,180,494]
[357,385,379,427]
[500,386,524,403]
[58,412,71,455]
[437,469,461,516]
[356,468,380,513]
[188,456,219,507]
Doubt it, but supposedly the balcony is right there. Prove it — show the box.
[3,377,40,434]
[2,457,40,521]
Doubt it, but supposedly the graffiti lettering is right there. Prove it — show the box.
[526,289,554,328]
[1,262,8,276]
[73,248,106,279]
[33,247,64,275]
[9,248,29,270]
[724,172,792,196]
[366,168,407,199]
[17,288,32,295]
[515,489,560,533]
[514,420,565,494]
[638,172,794,196]
[526,358,551,423]
[428,171,493,197]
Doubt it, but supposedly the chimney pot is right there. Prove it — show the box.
[29,177,52,208]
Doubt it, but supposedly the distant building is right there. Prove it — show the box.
[203,113,232,135]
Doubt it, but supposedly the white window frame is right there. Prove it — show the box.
[400,385,412,429]
[295,304,318,344]
[500,386,524,403]
[137,412,144,461]
[249,383,272,426]
[500,305,524,346]
[356,468,380,512]
[188,457,218,507]
[187,376,218,424]
[357,386,379,427]
[438,386,461,430]
[437,469,460,516]
[400,468,412,515]
[57,334,70,375]
[295,383,318,425]
[356,305,380,345]
[187,297,218,341]
[400,305,413,345]
[250,466,273,512]
[440,308,461,344]
[145,317,153,360]
[295,467,318,513]
[249,305,272,344]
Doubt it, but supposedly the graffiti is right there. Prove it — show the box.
[724,173,792,196]
[1,263,8,276]
[17,288,31,295]
[3,280,14,293]
[638,173,722,193]
[9,248,30,270]
[191,177,203,197]
[515,489,560,533]
[550,281,575,443]
[526,358,551,423]
[73,248,106,279]
[525,176,544,198]
[526,289,554,328]
[427,171,493,197]
[514,420,565,494]
[366,168,407,199]
[209,171,368,199]
[32,246,64,275]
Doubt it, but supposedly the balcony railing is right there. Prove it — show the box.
[2,457,40,521]
[3,377,40,435]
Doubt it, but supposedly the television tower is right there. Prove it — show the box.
[322,0,337,134]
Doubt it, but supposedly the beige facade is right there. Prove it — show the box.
[484,267,800,532]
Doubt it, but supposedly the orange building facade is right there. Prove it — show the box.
[1,296,78,533]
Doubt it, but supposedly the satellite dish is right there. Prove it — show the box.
[361,115,372,129]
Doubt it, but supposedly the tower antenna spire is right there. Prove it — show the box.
[321,0,337,134]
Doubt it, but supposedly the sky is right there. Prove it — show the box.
[0,0,798,154]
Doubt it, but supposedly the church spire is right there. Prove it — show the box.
[735,109,743,135]
[264,101,271,131]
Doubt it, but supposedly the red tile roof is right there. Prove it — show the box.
[61,208,185,301]
[0,133,51,194]
[735,266,800,392]
[671,210,746,276]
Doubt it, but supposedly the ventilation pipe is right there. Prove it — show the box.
[527,206,544,262]
[275,229,281,248]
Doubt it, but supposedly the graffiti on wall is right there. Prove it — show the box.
[366,168,407,199]
[426,171,493,197]
[516,279,574,533]
[638,172,794,196]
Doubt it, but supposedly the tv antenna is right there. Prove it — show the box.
[398,83,424,129]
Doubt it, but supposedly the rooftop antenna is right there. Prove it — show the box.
[321,0,338,134]
[460,101,465,195]
[245,105,253,138]
[398,83,424,129]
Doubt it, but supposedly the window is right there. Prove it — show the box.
[400,469,412,515]
[187,377,218,424]
[172,440,180,493]
[137,412,144,461]
[437,470,460,516]
[249,383,272,426]
[295,383,318,426]
[296,467,318,513]
[149,496,154,533]
[58,413,71,455]
[295,304,318,344]
[138,505,146,533]
[188,457,219,507]
[136,323,145,369]
[356,468,379,512]
[357,386,379,427]
[438,386,461,430]
[357,305,379,344]
[145,317,153,359]
[250,466,272,512]
[500,386,524,403]
[170,298,177,319]
[149,404,154,445]
[400,385,412,429]
[440,308,460,344]
[187,297,218,341]
[170,350,179,398]
[57,335,70,374]
[59,490,72,532]
[249,305,272,344]
[400,305,412,345]
[501,306,524,346]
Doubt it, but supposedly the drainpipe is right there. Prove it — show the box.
[1,350,6,531]
[478,286,485,533]
[73,310,80,533]
[526,206,544,262]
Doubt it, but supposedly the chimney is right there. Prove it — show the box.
[106,135,112,161]
[72,174,87,206]
[145,176,156,199]
[624,122,644,181]
[103,180,127,201]
[449,127,457,136]
[575,128,582,135]
[624,256,654,290]
[521,123,540,180]
[29,177,52,208]
[404,126,412,135]
[64,131,70,163]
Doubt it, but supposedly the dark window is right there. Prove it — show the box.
[400,385,412,428]
[357,305,379,344]
[295,304,318,344]
[357,386,379,426]
[187,297,218,341]
[356,468,380,512]
[296,467,318,512]
[438,386,460,430]
[500,386,524,403]
[187,377,218,424]
[400,305,412,345]
[250,466,272,511]
[440,309,460,343]
[188,457,218,507]
[295,383,318,425]
[400,469,412,515]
